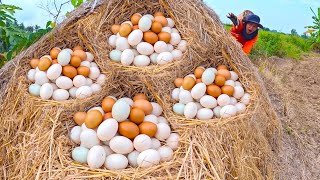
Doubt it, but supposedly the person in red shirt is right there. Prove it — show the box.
[227,13,263,55]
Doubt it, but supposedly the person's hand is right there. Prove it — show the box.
[227,13,239,26]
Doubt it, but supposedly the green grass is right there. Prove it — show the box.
[224,24,312,60]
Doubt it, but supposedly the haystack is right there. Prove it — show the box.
[0,0,280,179]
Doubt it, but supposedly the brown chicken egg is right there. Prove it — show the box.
[50,47,60,59]
[139,122,157,137]
[174,78,183,87]
[129,108,145,124]
[103,112,112,120]
[158,32,171,43]
[85,110,103,129]
[73,50,87,61]
[30,58,40,68]
[221,85,234,96]
[119,121,140,139]
[143,31,159,45]
[206,84,222,98]
[119,23,132,37]
[182,76,196,90]
[151,21,162,33]
[217,69,231,80]
[194,67,205,78]
[70,56,82,67]
[73,46,83,51]
[62,66,77,79]
[217,64,228,70]
[77,66,90,77]
[196,78,202,83]
[154,16,168,26]
[38,57,51,71]
[131,13,142,25]
[133,93,149,101]
[73,111,87,126]
[52,59,58,64]
[214,75,226,87]
[111,24,120,34]
[132,25,139,30]
[154,11,164,17]
[101,97,116,113]
[134,99,153,115]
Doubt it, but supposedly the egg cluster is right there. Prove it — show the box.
[27,46,106,101]
[172,65,251,120]
[70,93,179,170]
[108,12,187,66]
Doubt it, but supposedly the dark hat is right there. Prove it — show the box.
[244,14,263,29]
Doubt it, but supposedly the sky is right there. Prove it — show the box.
[3,0,320,35]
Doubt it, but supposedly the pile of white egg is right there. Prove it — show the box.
[172,65,251,120]
[108,11,187,66]
[27,46,106,101]
[70,93,180,170]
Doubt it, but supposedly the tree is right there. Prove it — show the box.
[291,29,298,36]
[305,7,320,43]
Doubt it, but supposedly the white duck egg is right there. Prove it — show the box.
[167,44,174,52]
[90,62,98,68]
[80,129,100,149]
[76,86,93,99]
[151,138,161,149]
[171,88,180,101]
[225,80,235,87]
[220,105,237,118]
[202,68,215,85]
[128,29,143,46]
[121,49,134,66]
[241,93,251,105]
[229,97,238,105]
[171,49,183,60]
[213,106,222,118]
[88,106,105,116]
[70,126,82,144]
[87,145,106,169]
[157,52,173,65]
[195,102,203,110]
[171,28,179,33]
[235,102,246,114]
[158,146,173,162]
[191,83,206,100]
[85,52,94,62]
[133,55,150,67]
[154,41,168,53]
[61,48,73,55]
[144,14,154,21]
[137,42,154,55]
[118,97,134,107]
[170,33,181,45]
[157,116,168,124]
[86,78,93,86]
[151,102,163,116]
[217,94,231,106]
[57,50,71,66]
[196,108,214,120]
[102,145,114,156]
[73,75,86,87]
[105,154,128,170]
[29,84,41,96]
[166,133,179,150]
[173,103,185,115]
[233,86,245,99]
[89,67,100,80]
[50,83,58,91]
[109,50,122,62]
[80,60,91,68]
[40,83,53,100]
[230,71,239,81]
[200,95,217,108]
[108,35,117,48]
[155,123,171,141]
[96,74,106,86]
[116,37,130,51]
[144,114,158,124]
[112,100,130,122]
[109,136,134,154]
[72,146,89,164]
[137,149,160,168]
[56,76,73,89]
[52,89,69,101]
[179,90,193,104]
[133,134,152,152]
[150,53,159,64]
[184,102,198,119]
[166,18,175,28]
[97,118,118,141]
[91,83,102,94]
[69,87,78,98]
[235,81,242,87]
[127,150,140,167]
[27,69,36,82]
[138,16,152,32]
[35,71,49,85]
[177,40,187,52]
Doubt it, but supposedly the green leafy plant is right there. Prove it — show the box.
[305,7,320,43]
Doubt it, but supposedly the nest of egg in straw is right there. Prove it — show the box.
[0,0,281,179]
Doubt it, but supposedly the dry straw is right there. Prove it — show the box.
[0,0,280,179]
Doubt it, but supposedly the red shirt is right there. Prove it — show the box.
[230,21,258,55]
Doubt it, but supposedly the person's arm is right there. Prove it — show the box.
[242,35,258,55]
[231,20,243,34]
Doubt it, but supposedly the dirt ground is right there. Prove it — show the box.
[253,54,320,180]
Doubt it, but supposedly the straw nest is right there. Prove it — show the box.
[0,0,280,179]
